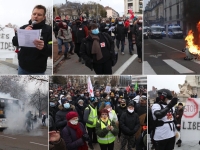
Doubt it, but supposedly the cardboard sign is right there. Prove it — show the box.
[181,98,200,142]
[0,27,15,58]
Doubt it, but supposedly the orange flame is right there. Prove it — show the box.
[185,21,200,56]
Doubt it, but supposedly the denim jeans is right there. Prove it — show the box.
[128,38,134,52]
[68,41,74,52]
[57,38,62,52]
[63,42,69,54]
[116,39,125,52]
[18,66,45,75]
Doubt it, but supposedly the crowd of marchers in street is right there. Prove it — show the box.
[53,16,142,74]
[49,83,147,150]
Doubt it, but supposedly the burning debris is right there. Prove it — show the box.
[183,21,200,60]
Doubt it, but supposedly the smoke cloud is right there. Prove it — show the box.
[0,92,43,136]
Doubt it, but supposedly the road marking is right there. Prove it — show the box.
[149,54,162,58]
[0,135,16,139]
[143,61,157,75]
[154,40,185,53]
[192,60,200,64]
[30,142,48,147]
[113,54,137,75]
[163,59,194,74]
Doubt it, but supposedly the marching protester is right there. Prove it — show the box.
[96,109,119,150]
[62,111,89,150]
[12,5,52,74]
[57,22,73,59]
[80,23,116,74]
[83,97,98,150]
[115,18,128,55]
[72,18,88,64]
[151,89,178,150]
[133,17,142,63]
[127,20,135,55]
[120,102,140,150]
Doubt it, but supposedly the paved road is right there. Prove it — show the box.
[0,57,52,75]
[144,37,200,75]
[53,38,142,75]
[0,128,48,150]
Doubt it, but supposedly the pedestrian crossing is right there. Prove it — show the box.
[144,59,200,74]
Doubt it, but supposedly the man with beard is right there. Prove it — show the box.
[12,5,52,74]
[83,97,98,150]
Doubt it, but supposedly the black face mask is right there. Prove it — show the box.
[76,22,81,25]
[120,103,126,107]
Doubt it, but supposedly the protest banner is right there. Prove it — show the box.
[181,98,200,142]
[0,26,15,58]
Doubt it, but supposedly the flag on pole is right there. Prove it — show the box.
[129,10,134,20]
[87,77,94,97]
[134,82,138,91]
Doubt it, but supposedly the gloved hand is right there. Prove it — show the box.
[167,97,178,108]
[82,134,90,141]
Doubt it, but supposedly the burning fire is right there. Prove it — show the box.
[185,21,200,56]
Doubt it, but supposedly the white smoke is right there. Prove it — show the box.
[0,92,43,136]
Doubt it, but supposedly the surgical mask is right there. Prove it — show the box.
[70,119,78,125]
[64,103,70,109]
[106,24,109,26]
[118,22,122,24]
[128,109,134,113]
[130,23,133,25]
[83,19,86,21]
[50,102,55,107]
[106,97,110,100]
[80,94,84,97]
[92,28,99,35]
[139,20,143,23]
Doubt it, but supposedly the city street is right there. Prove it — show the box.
[0,128,48,150]
[144,37,200,75]
[53,38,142,75]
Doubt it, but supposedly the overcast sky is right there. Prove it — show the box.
[147,75,186,93]
[144,0,149,8]
[0,0,52,27]
[54,0,124,16]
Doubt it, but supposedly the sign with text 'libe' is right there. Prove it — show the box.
[181,98,200,141]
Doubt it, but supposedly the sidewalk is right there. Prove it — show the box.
[0,57,52,75]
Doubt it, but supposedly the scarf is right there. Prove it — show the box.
[67,122,88,150]
[101,117,108,123]
[89,33,103,60]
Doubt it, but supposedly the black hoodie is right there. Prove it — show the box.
[12,20,52,73]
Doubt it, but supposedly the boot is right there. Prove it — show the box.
[78,57,82,62]
[177,139,182,147]
[81,58,85,64]
[64,53,71,59]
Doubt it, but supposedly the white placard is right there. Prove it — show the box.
[0,27,15,58]
[181,98,200,142]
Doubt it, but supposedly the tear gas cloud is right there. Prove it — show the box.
[0,92,43,136]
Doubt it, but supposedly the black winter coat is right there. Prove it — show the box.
[133,23,142,48]
[80,32,115,70]
[12,20,52,73]
[120,110,140,136]
[115,24,128,40]
[55,105,76,131]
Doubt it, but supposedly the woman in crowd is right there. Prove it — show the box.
[62,111,90,150]
[96,109,119,150]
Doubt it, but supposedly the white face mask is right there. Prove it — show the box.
[130,23,133,25]
[139,20,143,23]
[128,109,134,113]
[107,108,112,112]
[70,119,78,125]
